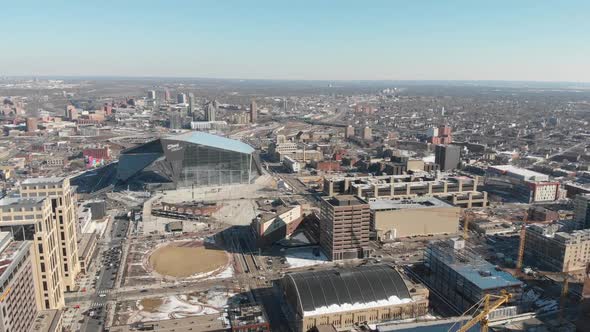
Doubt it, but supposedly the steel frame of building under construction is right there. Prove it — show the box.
[423,241,523,313]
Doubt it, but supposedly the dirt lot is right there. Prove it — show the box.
[139,298,164,312]
[149,242,228,278]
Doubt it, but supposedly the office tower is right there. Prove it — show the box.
[435,145,461,171]
[575,194,590,229]
[26,117,38,132]
[188,92,196,117]
[164,89,171,102]
[319,195,371,260]
[362,126,372,141]
[147,90,156,100]
[0,232,39,331]
[250,99,257,123]
[20,177,80,292]
[283,99,288,112]
[345,125,355,138]
[0,197,64,309]
[169,112,182,129]
[177,93,187,104]
[205,102,216,122]
[65,105,78,120]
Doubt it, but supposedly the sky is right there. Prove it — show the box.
[1,0,589,82]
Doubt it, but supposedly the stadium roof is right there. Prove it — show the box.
[165,131,254,154]
[283,265,411,316]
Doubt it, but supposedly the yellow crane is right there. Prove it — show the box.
[453,291,512,332]
[516,214,528,270]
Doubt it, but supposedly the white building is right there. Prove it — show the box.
[485,165,558,203]
[283,155,301,173]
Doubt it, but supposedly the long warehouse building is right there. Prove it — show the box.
[280,264,429,332]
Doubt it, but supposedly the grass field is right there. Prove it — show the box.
[148,242,228,278]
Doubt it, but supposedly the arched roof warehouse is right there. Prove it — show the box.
[282,264,411,316]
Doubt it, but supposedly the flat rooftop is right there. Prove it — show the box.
[29,310,62,332]
[109,314,227,332]
[229,304,268,328]
[488,165,548,181]
[326,195,367,206]
[428,242,522,290]
[0,236,29,281]
[370,197,453,211]
[22,176,65,185]
[0,196,45,208]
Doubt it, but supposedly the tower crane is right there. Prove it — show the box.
[452,291,512,332]
[516,214,528,270]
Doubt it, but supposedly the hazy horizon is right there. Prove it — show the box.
[2,1,589,82]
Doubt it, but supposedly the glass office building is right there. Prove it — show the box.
[117,131,256,188]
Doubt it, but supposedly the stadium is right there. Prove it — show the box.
[72,132,258,193]
[116,131,257,189]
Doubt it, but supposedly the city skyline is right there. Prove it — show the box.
[2,0,590,82]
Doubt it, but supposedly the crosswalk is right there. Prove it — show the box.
[90,302,107,308]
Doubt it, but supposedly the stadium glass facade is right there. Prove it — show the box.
[161,137,253,187]
[117,132,256,188]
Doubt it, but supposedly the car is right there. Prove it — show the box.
[99,294,106,298]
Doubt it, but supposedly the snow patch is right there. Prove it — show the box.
[304,295,413,316]
[285,248,328,268]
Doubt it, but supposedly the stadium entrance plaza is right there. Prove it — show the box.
[142,175,276,234]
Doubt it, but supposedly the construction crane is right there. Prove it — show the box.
[516,214,528,270]
[454,291,512,332]
[560,261,571,322]
[536,261,572,322]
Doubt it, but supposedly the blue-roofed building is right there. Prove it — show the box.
[116,131,258,189]
[423,239,522,313]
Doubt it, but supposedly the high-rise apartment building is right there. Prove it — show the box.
[575,194,590,229]
[525,224,590,272]
[319,195,371,260]
[0,197,64,309]
[205,102,216,122]
[250,99,257,123]
[147,90,156,100]
[0,232,39,332]
[435,145,461,171]
[20,177,80,292]
[188,93,196,117]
